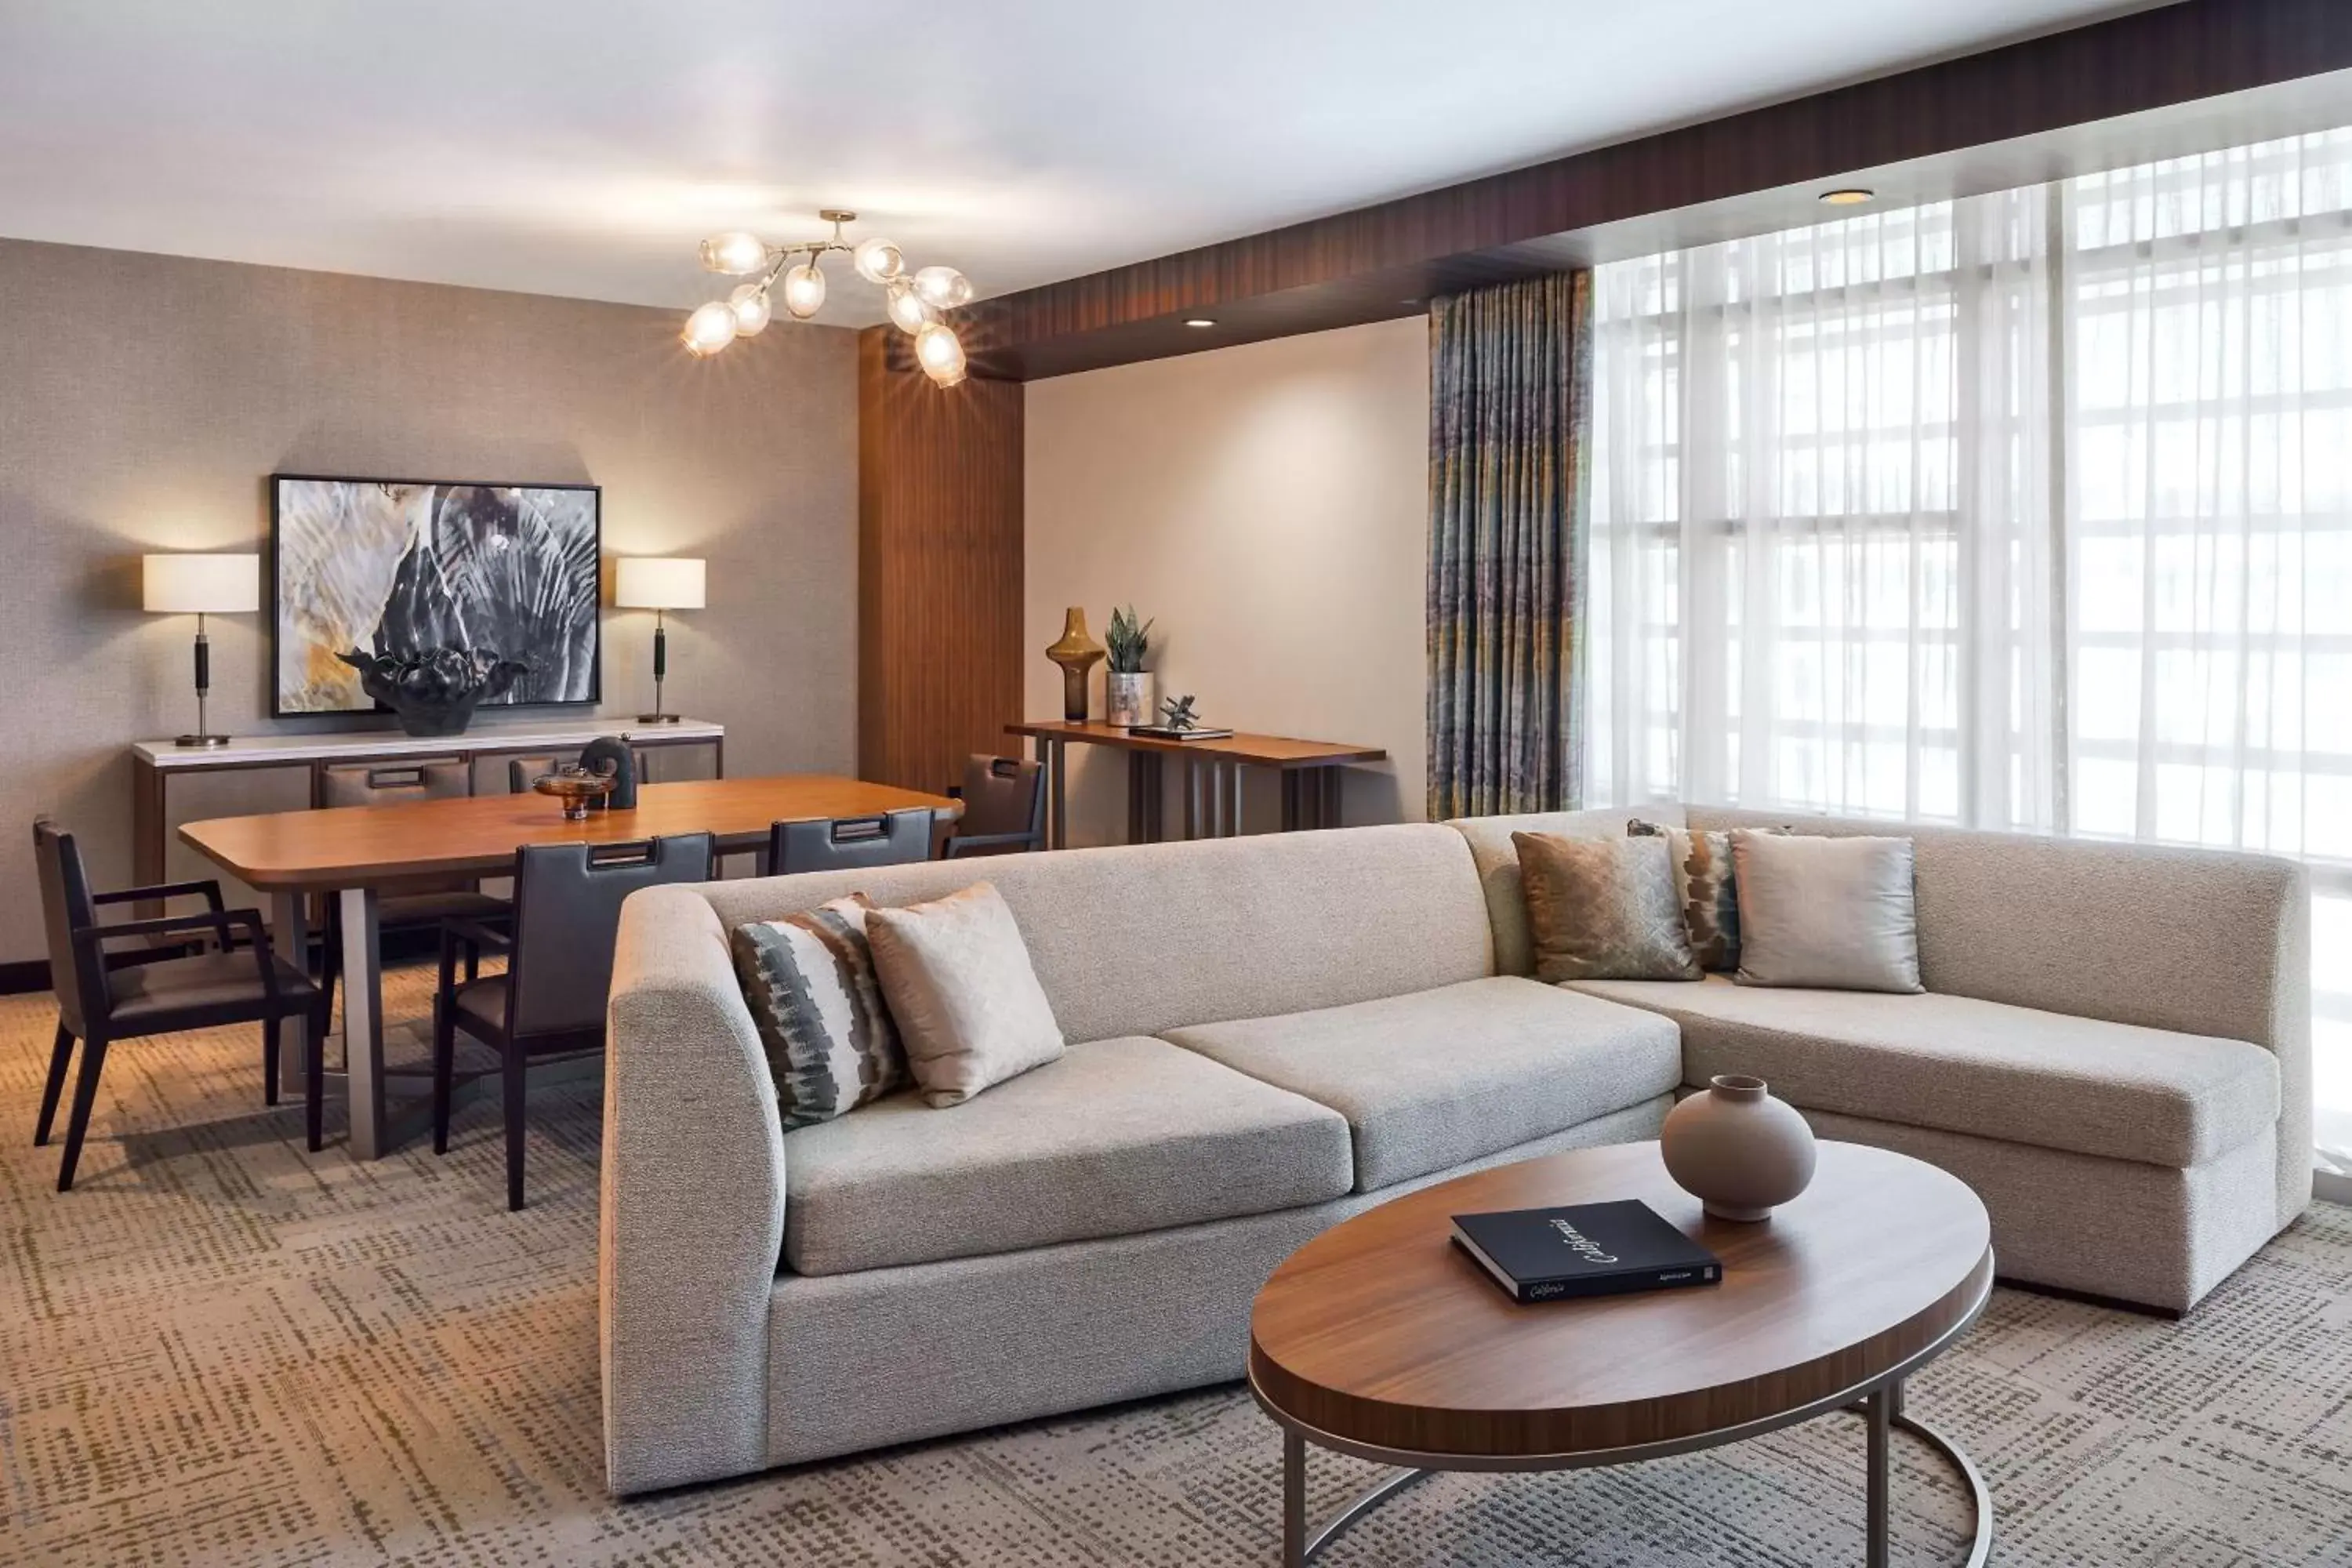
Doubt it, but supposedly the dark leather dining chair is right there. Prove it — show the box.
[32,819,327,1190]
[506,756,560,793]
[942,753,1047,858]
[318,760,510,1006]
[767,808,935,876]
[430,832,713,1210]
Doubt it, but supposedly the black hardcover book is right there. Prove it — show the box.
[1450,1200,1722,1303]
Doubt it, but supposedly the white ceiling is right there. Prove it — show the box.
[0,1,2169,325]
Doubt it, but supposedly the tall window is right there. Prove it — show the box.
[1588,188,2054,829]
[1588,129,2352,1176]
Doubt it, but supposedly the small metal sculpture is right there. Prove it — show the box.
[1159,694,1200,732]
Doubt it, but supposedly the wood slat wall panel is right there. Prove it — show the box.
[962,0,2352,379]
[856,327,1025,794]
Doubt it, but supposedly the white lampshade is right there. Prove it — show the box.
[615,557,706,610]
[143,554,260,614]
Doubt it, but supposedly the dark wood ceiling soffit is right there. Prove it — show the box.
[962,0,2352,381]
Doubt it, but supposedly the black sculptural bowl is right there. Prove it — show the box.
[337,646,531,738]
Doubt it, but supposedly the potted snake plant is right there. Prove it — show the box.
[1105,605,1155,728]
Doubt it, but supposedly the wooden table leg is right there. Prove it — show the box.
[1227,760,1244,836]
[1049,739,1067,850]
[337,886,388,1160]
[269,891,310,1098]
[1182,757,1200,840]
[1320,767,1343,829]
[1127,751,1165,843]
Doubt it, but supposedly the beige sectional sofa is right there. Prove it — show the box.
[599,807,2310,1495]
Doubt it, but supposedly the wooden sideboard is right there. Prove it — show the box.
[131,717,724,894]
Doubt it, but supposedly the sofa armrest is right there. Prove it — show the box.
[600,885,786,1495]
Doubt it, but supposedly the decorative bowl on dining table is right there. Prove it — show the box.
[532,765,616,821]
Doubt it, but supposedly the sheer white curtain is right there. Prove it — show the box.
[1588,189,2055,829]
[2062,130,2352,1173]
[1588,131,2352,1175]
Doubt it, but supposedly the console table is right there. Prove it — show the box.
[131,717,724,891]
[1007,720,1385,848]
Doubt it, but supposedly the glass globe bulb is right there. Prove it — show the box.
[682,300,739,356]
[912,265,972,310]
[780,262,827,320]
[885,278,938,335]
[852,235,905,284]
[728,282,771,336]
[699,231,768,275]
[915,320,967,385]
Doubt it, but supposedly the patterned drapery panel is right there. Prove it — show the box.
[1426,270,1593,819]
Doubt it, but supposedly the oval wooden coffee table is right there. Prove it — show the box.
[1249,1140,1994,1566]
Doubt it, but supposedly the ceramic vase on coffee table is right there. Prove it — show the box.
[1661,1074,1817,1221]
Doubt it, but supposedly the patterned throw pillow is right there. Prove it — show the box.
[1628,819,1780,973]
[731,895,907,1130]
[1512,831,1700,983]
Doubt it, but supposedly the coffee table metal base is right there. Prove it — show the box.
[1255,1279,1993,1568]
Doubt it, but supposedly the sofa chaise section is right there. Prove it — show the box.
[1570,977,2280,1171]
[1453,805,2311,1314]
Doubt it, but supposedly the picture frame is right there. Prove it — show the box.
[268,473,603,717]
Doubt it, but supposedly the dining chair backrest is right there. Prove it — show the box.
[505,833,713,1038]
[321,760,480,901]
[956,753,1046,844]
[507,756,562,794]
[319,758,470,808]
[768,809,935,876]
[31,820,97,1035]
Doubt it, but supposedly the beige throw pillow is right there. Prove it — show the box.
[865,882,1065,1106]
[1512,831,1700,983]
[1731,830,1923,993]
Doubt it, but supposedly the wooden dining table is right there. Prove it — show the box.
[178,775,957,1159]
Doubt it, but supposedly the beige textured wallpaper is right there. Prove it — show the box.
[0,237,857,964]
[1024,317,1430,843]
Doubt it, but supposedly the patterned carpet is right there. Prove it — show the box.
[3,969,2350,1567]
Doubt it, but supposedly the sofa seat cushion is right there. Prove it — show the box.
[1163,978,1682,1193]
[1570,976,2279,1169]
[780,1036,1352,1276]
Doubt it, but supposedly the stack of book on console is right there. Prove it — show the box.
[1450,1200,1722,1303]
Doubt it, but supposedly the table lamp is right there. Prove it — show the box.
[143,553,260,747]
[615,557,706,724]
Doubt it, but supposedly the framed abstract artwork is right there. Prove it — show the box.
[270,474,601,717]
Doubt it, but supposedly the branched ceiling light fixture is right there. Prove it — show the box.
[681,208,971,387]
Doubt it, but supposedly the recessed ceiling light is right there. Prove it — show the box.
[1184,318,1217,328]
[1819,188,1875,206]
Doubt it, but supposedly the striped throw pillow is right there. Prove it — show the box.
[731,895,907,1130]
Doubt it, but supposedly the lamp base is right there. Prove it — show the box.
[634,713,684,724]
[174,732,233,748]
